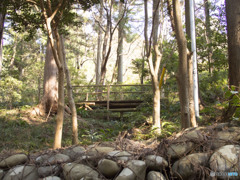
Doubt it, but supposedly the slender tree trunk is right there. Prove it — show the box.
[96,3,103,85]
[61,35,79,145]
[185,0,197,127]
[52,29,65,149]
[100,2,111,85]
[0,4,5,79]
[204,0,213,75]
[117,1,124,83]
[40,0,66,149]
[172,0,190,129]
[188,54,197,127]
[144,0,162,134]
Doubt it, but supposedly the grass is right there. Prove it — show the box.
[0,99,225,155]
[0,108,134,153]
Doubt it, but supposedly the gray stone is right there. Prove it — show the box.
[43,176,61,180]
[108,151,132,162]
[0,169,4,179]
[63,163,99,180]
[0,154,28,168]
[36,154,50,164]
[63,146,86,160]
[115,168,135,180]
[211,127,240,149]
[97,159,121,178]
[3,165,38,180]
[87,146,115,156]
[147,171,166,180]
[167,142,194,159]
[116,160,146,180]
[38,165,60,177]
[145,155,168,170]
[172,153,209,179]
[36,153,70,165]
[182,129,204,141]
[210,145,240,173]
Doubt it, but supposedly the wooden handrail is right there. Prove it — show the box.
[72,84,152,88]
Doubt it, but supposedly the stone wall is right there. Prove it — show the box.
[0,123,240,180]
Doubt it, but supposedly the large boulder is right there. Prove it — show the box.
[145,155,168,171]
[62,163,99,180]
[0,154,28,168]
[147,171,166,180]
[210,145,240,173]
[115,160,146,180]
[166,142,194,159]
[172,153,209,179]
[3,165,38,180]
[97,159,121,178]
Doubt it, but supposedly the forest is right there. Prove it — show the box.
[0,0,240,179]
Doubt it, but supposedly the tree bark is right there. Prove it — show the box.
[144,0,162,134]
[100,0,111,85]
[188,53,197,127]
[0,8,5,79]
[172,0,190,129]
[226,0,240,88]
[185,0,197,127]
[96,3,103,85]
[40,0,66,149]
[117,1,124,83]
[204,0,213,75]
[40,39,58,115]
[223,0,240,121]
[61,35,79,145]
[52,29,65,149]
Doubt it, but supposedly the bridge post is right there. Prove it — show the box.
[107,85,110,120]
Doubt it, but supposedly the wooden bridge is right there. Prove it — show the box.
[72,84,152,117]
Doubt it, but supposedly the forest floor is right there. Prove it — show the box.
[0,104,223,155]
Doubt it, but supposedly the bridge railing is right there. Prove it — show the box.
[72,84,153,102]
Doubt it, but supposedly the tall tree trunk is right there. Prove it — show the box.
[117,1,124,83]
[40,39,58,115]
[61,35,79,145]
[185,0,197,127]
[52,29,65,149]
[100,1,111,85]
[144,0,162,134]
[204,0,213,75]
[0,8,5,79]
[172,0,190,129]
[40,0,66,149]
[223,0,240,121]
[188,53,197,127]
[96,3,103,85]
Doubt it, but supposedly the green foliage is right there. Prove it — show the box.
[224,86,240,121]
[0,77,23,108]
[77,107,90,118]
[130,58,149,83]
[199,70,227,103]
